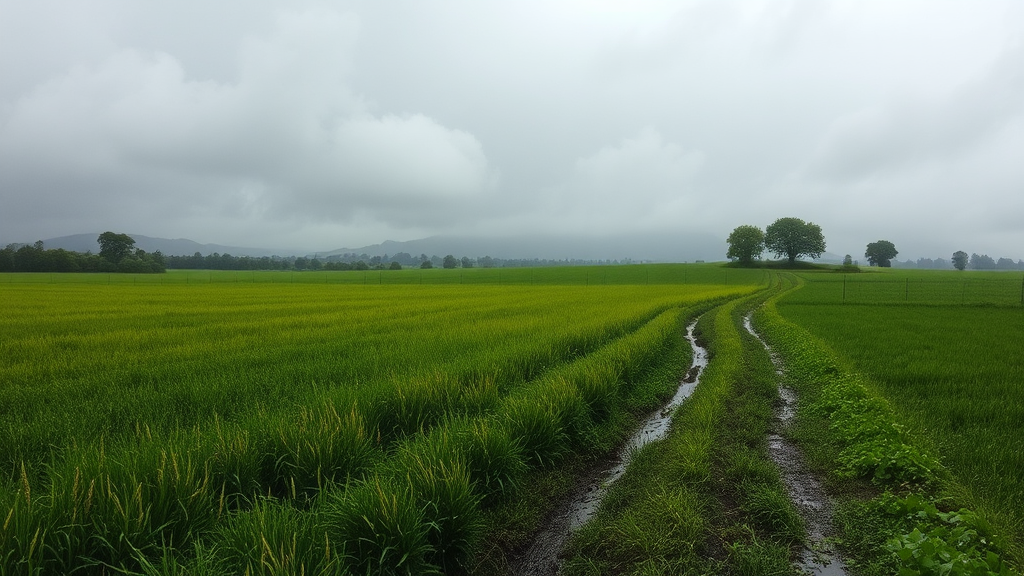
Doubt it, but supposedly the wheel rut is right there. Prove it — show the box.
[509,318,708,576]
[744,315,850,576]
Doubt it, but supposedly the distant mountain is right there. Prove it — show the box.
[38,231,729,262]
[322,232,728,262]
[40,234,303,258]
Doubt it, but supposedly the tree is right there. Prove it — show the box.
[442,254,458,269]
[98,232,136,264]
[389,261,402,270]
[420,260,433,269]
[843,254,853,266]
[461,256,473,269]
[725,225,765,265]
[764,217,826,264]
[996,257,1016,270]
[865,240,898,267]
[952,251,968,271]
[969,253,996,270]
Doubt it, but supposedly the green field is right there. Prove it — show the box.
[2,264,1021,574]
[776,268,1024,552]
[0,265,765,574]
[0,263,764,287]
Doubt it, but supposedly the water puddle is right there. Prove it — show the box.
[744,315,850,576]
[510,318,708,576]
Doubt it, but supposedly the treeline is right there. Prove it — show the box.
[890,254,1024,270]
[164,250,637,271]
[0,240,165,273]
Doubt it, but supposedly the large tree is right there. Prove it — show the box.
[865,240,898,267]
[726,225,765,265]
[764,217,826,264]
[97,232,136,264]
[952,250,968,271]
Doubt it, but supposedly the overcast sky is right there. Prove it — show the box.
[1,1,1022,260]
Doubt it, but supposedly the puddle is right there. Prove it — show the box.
[510,318,708,576]
[744,315,850,576]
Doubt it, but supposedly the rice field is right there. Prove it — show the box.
[776,268,1024,554]
[0,264,764,574]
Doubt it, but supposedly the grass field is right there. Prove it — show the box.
[4,264,1021,574]
[782,267,1024,306]
[775,268,1024,559]
[0,263,766,287]
[0,264,765,574]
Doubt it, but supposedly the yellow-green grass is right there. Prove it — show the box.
[776,270,1024,556]
[0,262,769,287]
[1,266,764,573]
[0,280,752,468]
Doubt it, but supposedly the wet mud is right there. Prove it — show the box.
[509,319,708,576]
[744,316,850,576]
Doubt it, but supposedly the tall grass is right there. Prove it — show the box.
[0,277,760,572]
[0,283,751,474]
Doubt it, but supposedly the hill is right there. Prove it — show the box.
[36,231,728,262]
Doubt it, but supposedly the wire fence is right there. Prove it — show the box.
[790,275,1024,307]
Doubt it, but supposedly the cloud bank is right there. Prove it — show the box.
[1,1,1022,259]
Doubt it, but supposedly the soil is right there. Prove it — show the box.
[508,319,708,576]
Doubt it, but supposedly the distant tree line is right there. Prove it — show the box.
[164,250,639,271]
[890,253,1024,271]
[0,233,165,273]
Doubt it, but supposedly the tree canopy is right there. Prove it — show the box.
[865,240,898,267]
[97,232,136,264]
[726,225,765,265]
[764,217,826,264]
[952,251,968,271]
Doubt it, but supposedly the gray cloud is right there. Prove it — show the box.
[1,0,1022,259]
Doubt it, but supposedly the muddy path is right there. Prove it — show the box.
[743,315,850,576]
[509,318,709,576]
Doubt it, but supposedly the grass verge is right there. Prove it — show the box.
[753,276,1019,576]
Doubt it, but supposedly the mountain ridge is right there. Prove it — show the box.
[37,231,730,262]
